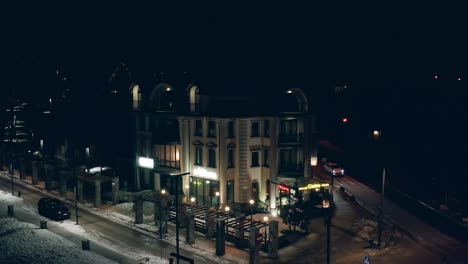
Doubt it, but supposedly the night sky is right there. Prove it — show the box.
[1,2,468,193]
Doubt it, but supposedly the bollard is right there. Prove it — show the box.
[17,191,21,197]
[7,204,14,217]
[368,239,374,248]
[82,239,90,250]
[40,220,47,229]
[168,257,174,264]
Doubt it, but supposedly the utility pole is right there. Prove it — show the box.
[378,168,385,248]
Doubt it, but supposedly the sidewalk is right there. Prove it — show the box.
[315,164,468,263]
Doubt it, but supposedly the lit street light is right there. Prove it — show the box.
[215,191,220,209]
[322,195,331,264]
[249,199,255,225]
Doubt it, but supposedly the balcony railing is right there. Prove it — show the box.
[155,158,180,169]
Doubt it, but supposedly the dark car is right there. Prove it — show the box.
[38,198,71,221]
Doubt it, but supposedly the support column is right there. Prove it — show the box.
[159,198,168,237]
[94,180,102,208]
[185,210,195,245]
[216,218,226,256]
[135,194,143,224]
[19,157,27,180]
[249,226,260,264]
[59,174,67,197]
[153,172,161,191]
[44,163,53,191]
[268,220,279,259]
[206,217,215,238]
[269,181,277,211]
[31,160,39,185]
[236,216,246,248]
[112,177,120,205]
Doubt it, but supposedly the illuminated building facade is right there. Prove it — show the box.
[132,78,317,210]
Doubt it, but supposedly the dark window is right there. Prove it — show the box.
[227,180,234,203]
[208,121,216,137]
[263,149,270,167]
[195,146,203,165]
[228,148,235,168]
[279,148,297,169]
[228,121,235,138]
[208,148,216,168]
[195,120,203,136]
[251,151,260,167]
[251,122,259,137]
[280,120,298,135]
[264,120,270,137]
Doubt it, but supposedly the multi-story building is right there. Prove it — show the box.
[132,78,317,212]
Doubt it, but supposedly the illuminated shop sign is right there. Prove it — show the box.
[298,183,329,191]
[138,157,154,169]
[193,167,218,180]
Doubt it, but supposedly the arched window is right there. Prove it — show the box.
[149,83,175,111]
[282,88,309,113]
[188,84,200,112]
[131,84,141,109]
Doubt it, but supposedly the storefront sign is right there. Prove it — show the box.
[193,167,218,180]
[138,157,154,169]
[298,183,329,191]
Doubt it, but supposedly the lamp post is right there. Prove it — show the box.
[215,191,220,209]
[249,199,255,225]
[170,172,190,264]
[322,195,331,264]
[373,130,385,249]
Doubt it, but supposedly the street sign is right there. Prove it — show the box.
[364,256,371,264]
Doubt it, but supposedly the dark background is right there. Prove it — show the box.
[1,2,467,202]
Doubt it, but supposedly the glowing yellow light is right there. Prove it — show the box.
[225,206,230,212]
[161,189,166,194]
[249,199,254,205]
[263,216,269,221]
[215,191,220,197]
[190,197,196,202]
[298,183,330,191]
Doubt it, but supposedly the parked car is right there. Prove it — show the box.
[324,162,345,176]
[38,198,70,221]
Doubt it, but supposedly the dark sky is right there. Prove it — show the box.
[1,2,467,95]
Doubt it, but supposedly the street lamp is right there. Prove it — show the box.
[225,206,230,213]
[322,195,331,264]
[190,196,196,204]
[169,172,190,264]
[215,191,220,209]
[249,199,255,225]
[373,130,385,249]
[161,189,166,195]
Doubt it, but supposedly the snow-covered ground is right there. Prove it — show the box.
[0,189,170,264]
[0,217,117,264]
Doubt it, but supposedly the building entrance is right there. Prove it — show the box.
[189,176,219,207]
